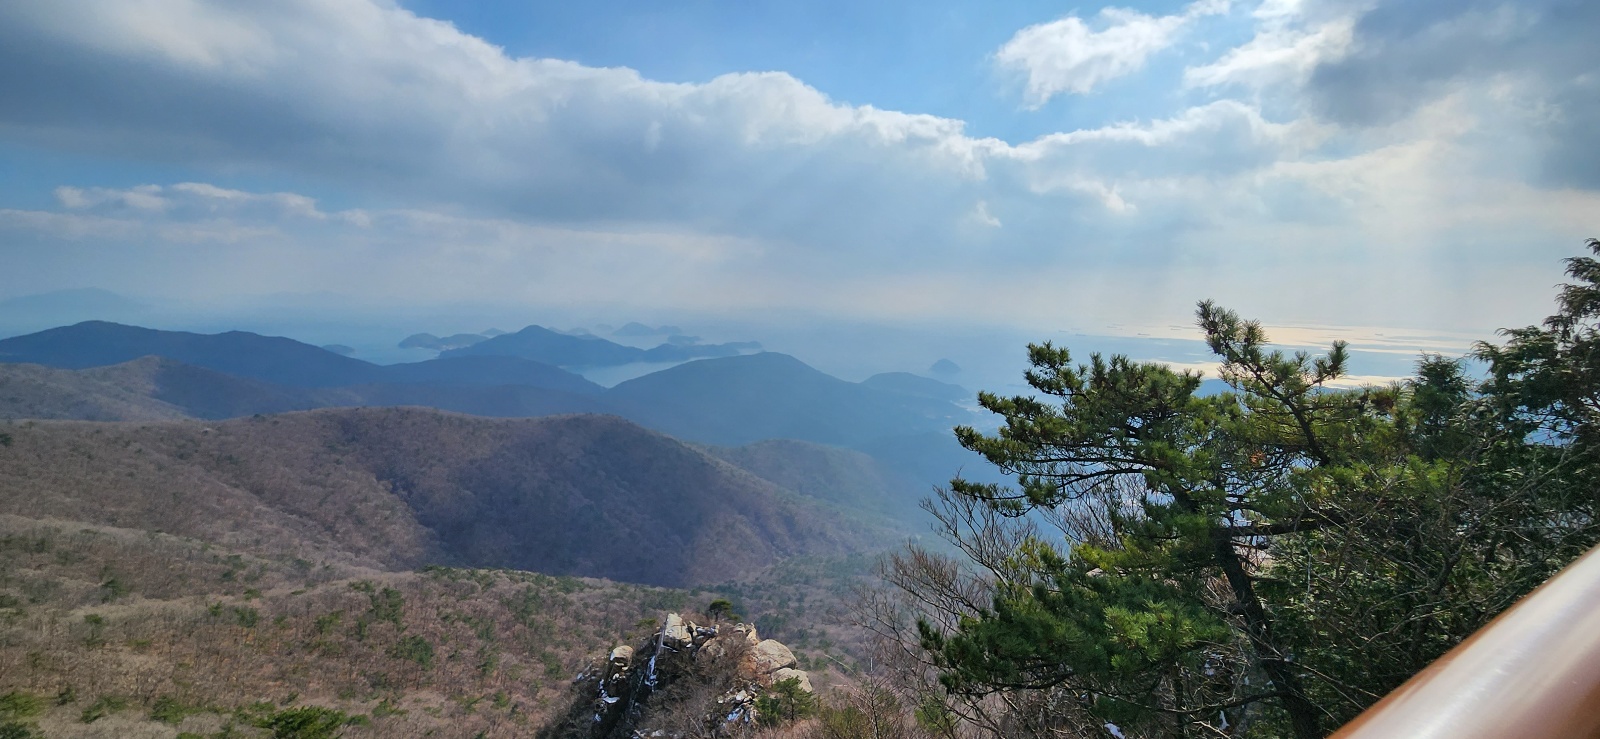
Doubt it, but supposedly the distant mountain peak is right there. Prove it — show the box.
[605,351,970,448]
[0,320,381,387]
[398,332,489,351]
[443,324,759,368]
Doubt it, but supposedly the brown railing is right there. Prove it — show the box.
[1329,545,1600,738]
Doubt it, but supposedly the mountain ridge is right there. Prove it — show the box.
[604,351,969,448]
[443,323,760,367]
[0,320,381,387]
[0,321,989,507]
[0,407,893,587]
[0,320,606,395]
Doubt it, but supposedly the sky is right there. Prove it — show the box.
[0,0,1596,386]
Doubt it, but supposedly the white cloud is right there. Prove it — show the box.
[995,0,1232,105]
[50,182,348,222]
[0,0,1018,256]
[56,184,170,212]
[991,101,1323,211]
[972,201,1002,227]
[1184,18,1354,89]
[0,0,1322,262]
[0,0,1594,342]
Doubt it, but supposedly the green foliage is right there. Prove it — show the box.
[919,246,1600,739]
[812,704,873,737]
[388,635,435,668]
[368,587,404,625]
[0,693,42,720]
[81,613,106,648]
[477,648,501,676]
[754,677,817,726]
[507,585,545,626]
[314,610,343,634]
[0,694,41,739]
[98,575,129,602]
[706,598,738,621]
[927,304,1364,737]
[913,694,956,734]
[808,685,920,739]
[0,722,38,739]
[79,695,127,723]
[150,695,201,724]
[259,706,348,738]
[371,698,406,718]
[233,606,260,628]
[541,651,564,678]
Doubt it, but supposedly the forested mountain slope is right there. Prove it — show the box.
[0,321,602,394]
[0,358,615,422]
[0,408,890,587]
[705,438,923,519]
[604,352,966,447]
[0,321,383,387]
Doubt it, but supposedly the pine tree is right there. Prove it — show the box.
[920,302,1397,738]
[914,240,1600,737]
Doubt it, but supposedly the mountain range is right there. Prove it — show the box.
[0,321,990,488]
[0,319,979,734]
[440,323,762,367]
[606,352,965,447]
[0,407,898,587]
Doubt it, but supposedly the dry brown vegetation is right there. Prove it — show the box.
[0,405,924,737]
[0,408,893,586]
[0,356,612,425]
[705,439,923,525]
[0,513,729,737]
[0,513,902,738]
[0,360,192,422]
[0,370,981,739]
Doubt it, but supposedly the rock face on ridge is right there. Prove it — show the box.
[539,612,813,738]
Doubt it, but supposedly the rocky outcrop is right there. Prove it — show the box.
[772,668,813,693]
[663,613,694,646]
[748,639,797,677]
[539,612,813,739]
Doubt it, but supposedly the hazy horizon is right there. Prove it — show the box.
[3,0,1594,387]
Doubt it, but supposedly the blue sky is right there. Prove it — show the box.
[0,0,1595,384]
[399,0,1236,140]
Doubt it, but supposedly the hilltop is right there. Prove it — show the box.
[605,352,966,448]
[0,407,896,586]
[442,324,759,368]
[0,321,993,507]
[0,321,603,394]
